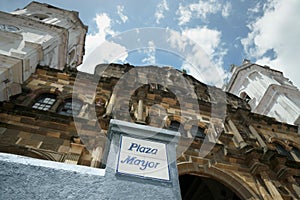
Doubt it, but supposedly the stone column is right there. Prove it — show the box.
[106,93,116,116]
[287,176,300,198]
[256,178,272,200]
[249,125,267,151]
[137,99,143,122]
[260,171,283,200]
[227,119,247,148]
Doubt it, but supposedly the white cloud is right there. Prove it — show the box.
[247,2,261,14]
[74,41,128,73]
[182,26,228,67]
[182,27,228,87]
[189,0,221,19]
[142,41,156,64]
[182,27,221,56]
[167,29,189,52]
[176,0,231,25]
[176,4,192,25]
[167,27,228,87]
[78,13,128,73]
[241,0,300,88]
[84,13,115,56]
[155,0,169,24]
[117,5,128,23]
[182,51,227,87]
[222,2,232,18]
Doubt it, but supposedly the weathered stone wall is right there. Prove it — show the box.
[0,63,299,199]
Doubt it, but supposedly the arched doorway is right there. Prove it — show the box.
[179,174,241,200]
[177,162,260,199]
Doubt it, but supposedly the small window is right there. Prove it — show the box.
[31,14,49,20]
[168,121,180,131]
[275,143,293,160]
[168,121,187,136]
[32,94,57,111]
[240,92,251,103]
[190,125,206,139]
[291,147,300,161]
[57,99,83,116]
[68,49,76,62]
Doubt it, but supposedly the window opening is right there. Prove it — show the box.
[168,121,187,136]
[57,99,83,116]
[240,92,251,103]
[32,94,57,111]
[275,143,293,160]
[190,125,206,139]
[31,13,49,20]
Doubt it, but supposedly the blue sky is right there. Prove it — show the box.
[1,0,300,88]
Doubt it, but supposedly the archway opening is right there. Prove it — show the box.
[179,174,241,200]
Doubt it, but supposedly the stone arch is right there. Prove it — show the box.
[23,87,59,107]
[269,137,289,149]
[32,87,61,96]
[177,162,260,200]
[29,88,61,111]
[287,141,300,150]
[62,92,89,104]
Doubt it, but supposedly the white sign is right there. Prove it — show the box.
[116,135,170,181]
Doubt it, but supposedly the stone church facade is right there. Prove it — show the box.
[0,2,299,200]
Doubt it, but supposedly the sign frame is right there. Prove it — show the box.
[116,134,171,182]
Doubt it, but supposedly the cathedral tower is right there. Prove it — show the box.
[227,59,300,126]
[0,2,87,101]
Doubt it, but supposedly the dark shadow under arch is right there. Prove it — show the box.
[180,174,241,200]
[177,162,260,200]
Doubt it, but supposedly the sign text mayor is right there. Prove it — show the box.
[121,142,159,170]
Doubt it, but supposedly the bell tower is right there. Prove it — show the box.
[227,59,300,126]
[0,2,87,101]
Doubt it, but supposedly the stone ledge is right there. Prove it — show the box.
[0,152,105,176]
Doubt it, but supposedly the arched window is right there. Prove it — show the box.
[57,99,83,116]
[291,147,300,162]
[32,93,57,111]
[275,143,293,160]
